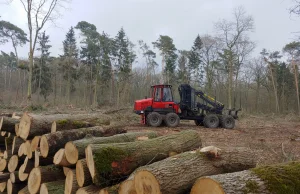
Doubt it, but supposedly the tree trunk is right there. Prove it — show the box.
[191,161,300,194]
[40,126,126,158]
[65,131,159,165]
[228,58,233,109]
[293,62,300,115]
[76,159,92,188]
[86,130,202,187]
[40,180,65,194]
[76,185,101,194]
[0,117,19,133]
[7,179,26,194]
[27,165,65,194]
[65,169,78,194]
[132,147,256,194]
[18,112,112,140]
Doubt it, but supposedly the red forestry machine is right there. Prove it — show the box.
[134,84,240,129]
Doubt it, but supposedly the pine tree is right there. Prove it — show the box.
[188,35,203,86]
[177,50,189,84]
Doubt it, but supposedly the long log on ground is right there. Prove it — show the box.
[65,169,79,194]
[18,186,30,194]
[9,172,21,184]
[8,155,23,173]
[191,161,300,194]
[65,131,159,165]
[53,149,72,167]
[86,130,202,187]
[39,180,65,194]
[28,165,65,194]
[76,159,92,187]
[0,182,6,192]
[7,179,26,194]
[18,164,28,181]
[0,117,19,133]
[0,159,8,172]
[18,112,111,140]
[76,185,101,194]
[131,147,256,194]
[34,150,53,167]
[40,126,126,158]
[12,137,24,155]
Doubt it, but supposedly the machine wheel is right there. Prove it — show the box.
[220,115,235,129]
[165,113,180,127]
[194,120,203,126]
[147,112,163,127]
[203,114,219,128]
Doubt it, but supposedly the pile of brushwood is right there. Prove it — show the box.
[0,111,299,194]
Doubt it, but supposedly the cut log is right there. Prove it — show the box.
[76,159,92,187]
[30,136,40,152]
[8,155,23,173]
[39,180,65,194]
[18,186,30,194]
[40,126,126,158]
[7,179,26,194]
[0,182,6,192]
[9,171,21,184]
[4,150,12,159]
[191,161,300,194]
[65,169,79,194]
[1,131,7,136]
[5,136,14,152]
[63,167,71,177]
[86,130,202,187]
[99,185,119,194]
[76,185,101,194]
[118,175,136,194]
[132,147,256,194]
[28,165,65,194]
[12,137,24,155]
[65,131,159,165]
[0,173,10,183]
[18,143,25,157]
[0,159,8,172]
[0,117,19,133]
[34,150,52,167]
[18,112,111,140]
[15,124,20,137]
[23,157,34,174]
[53,149,72,167]
[18,164,28,181]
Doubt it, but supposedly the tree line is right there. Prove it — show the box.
[0,3,300,115]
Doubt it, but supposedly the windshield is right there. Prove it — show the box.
[163,87,173,102]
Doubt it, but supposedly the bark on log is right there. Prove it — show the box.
[0,159,8,172]
[0,117,19,133]
[76,185,101,194]
[65,131,159,165]
[53,149,73,167]
[0,173,10,183]
[86,130,202,187]
[34,150,53,167]
[132,147,256,194]
[23,157,34,174]
[191,161,300,194]
[30,136,40,152]
[18,186,30,194]
[28,165,65,194]
[0,136,6,145]
[18,164,28,181]
[18,112,111,140]
[12,137,24,155]
[76,159,92,187]
[0,182,6,192]
[8,155,23,173]
[7,179,26,194]
[65,169,79,194]
[40,126,126,158]
[39,180,65,194]
[5,136,14,152]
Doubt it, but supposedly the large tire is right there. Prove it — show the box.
[220,115,235,129]
[165,113,180,127]
[147,112,163,127]
[203,114,219,128]
[194,120,203,126]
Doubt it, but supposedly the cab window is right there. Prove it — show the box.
[154,88,162,101]
[163,87,173,102]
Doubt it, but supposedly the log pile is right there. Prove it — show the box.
[0,110,298,194]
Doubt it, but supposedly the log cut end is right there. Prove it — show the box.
[8,155,18,173]
[76,185,101,194]
[19,112,32,140]
[200,146,221,159]
[34,150,39,168]
[15,124,19,136]
[1,131,6,136]
[51,121,56,133]
[18,143,25,157]
[18,164,29,181]
[65,170,75,194]
[63,167,71,177]
[0,182,6,192]
[18,186,29,194]
[28,167,41,194]
[30,136,41,152]
[134,170,161,194]
[65,142,78,165]
[119,180,136,194]
[24,140,32,158]
[40,135,49,158]
[53,149,71,166]
[85,145,95,180]
[7,179,12,194]
[0,117,3,131]
[10,172,15,183]
[40,183,49,194]
[76,159,91,187]
[190,178,224,194]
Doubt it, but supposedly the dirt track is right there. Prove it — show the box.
[126,115,300,166]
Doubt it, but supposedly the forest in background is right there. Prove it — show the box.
[0,1,300,115]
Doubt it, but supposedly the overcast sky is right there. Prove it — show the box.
[0,0,299,68]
